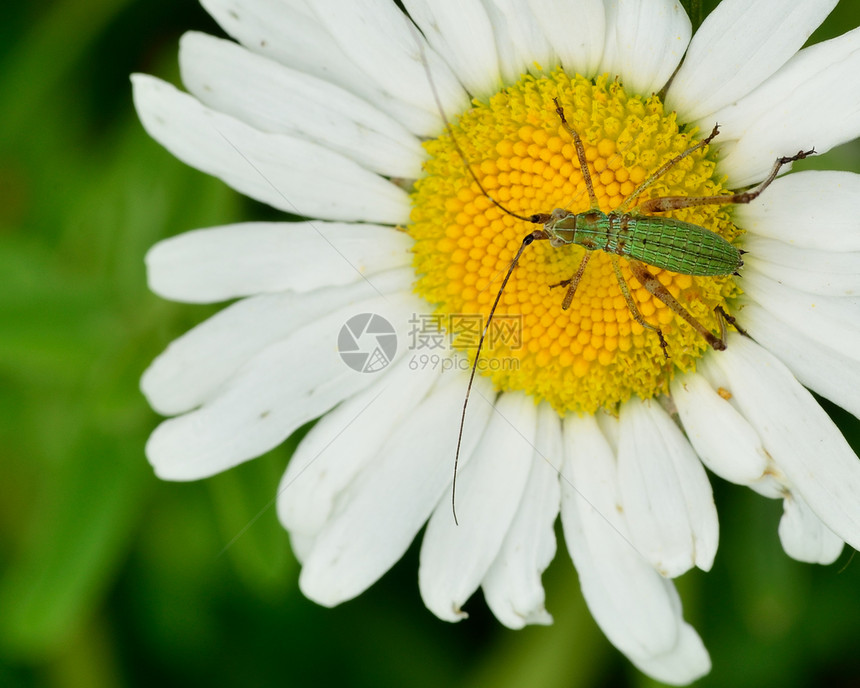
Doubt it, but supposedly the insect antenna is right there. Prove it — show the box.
[451,229,545,525]
[410,22,549,523]
[412,26,547,226]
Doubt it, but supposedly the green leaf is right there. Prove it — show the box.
[0,435,149,660]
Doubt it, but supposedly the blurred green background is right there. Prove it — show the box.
[2,1,860,687]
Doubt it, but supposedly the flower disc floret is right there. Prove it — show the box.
[409,71,741,413]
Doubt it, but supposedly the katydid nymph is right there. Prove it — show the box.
[422,71,814,524]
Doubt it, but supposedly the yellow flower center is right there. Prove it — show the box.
[408,71,740,414]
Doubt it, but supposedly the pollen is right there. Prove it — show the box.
[408,71,740,414]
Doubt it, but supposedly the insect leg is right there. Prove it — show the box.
[626,260,726,351]
[561,253,592,310]
[615,124,721,213]
[611,256,669,358]
[549,252,592,310]
[552,98,599,209]
[711,305,749,348]
[714,305,748,340]
[636,149,814,214]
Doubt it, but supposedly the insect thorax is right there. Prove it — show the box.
[546,209,607,249]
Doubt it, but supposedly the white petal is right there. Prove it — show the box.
[713,27,860,186]
[304,0,470,136]
[146,222,412,303]
[709,334,860,552]
[747,474,785,501]
[201,0,467,136]
[526,0,606,77]
[560,414,710,684]
[131,74,410,223]
[142,268,413,416]
[736,171,860,251]
[179,32,425,178]
[618,398,719,576]
[665,0,837,123]
[200,0,362,86]
[288,531,314,563]
[562,414,670,644]
[779,492,844,565]
[419,392,537,621]
[481,402,561,629]
[707,25,860,138]
[737,300,860,419]
[145,290,418,480]
[403,0,501,97]
[598,0,691,96]
[482,0,557,84]
[670,372,768,485]
[299,372,495,606]
[277,350,443,544]
[742,268,860,362]
[744,235,860,297]
[629,629,711,687]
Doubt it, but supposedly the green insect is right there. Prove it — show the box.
[442,96,812,524]
[508,98,814,355]
[409,21,815,520]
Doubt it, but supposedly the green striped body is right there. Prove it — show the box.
[547,209,742,276]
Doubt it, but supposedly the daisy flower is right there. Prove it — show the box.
[133,0,860,683]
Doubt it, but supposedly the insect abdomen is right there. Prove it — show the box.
[617,216,742,276]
